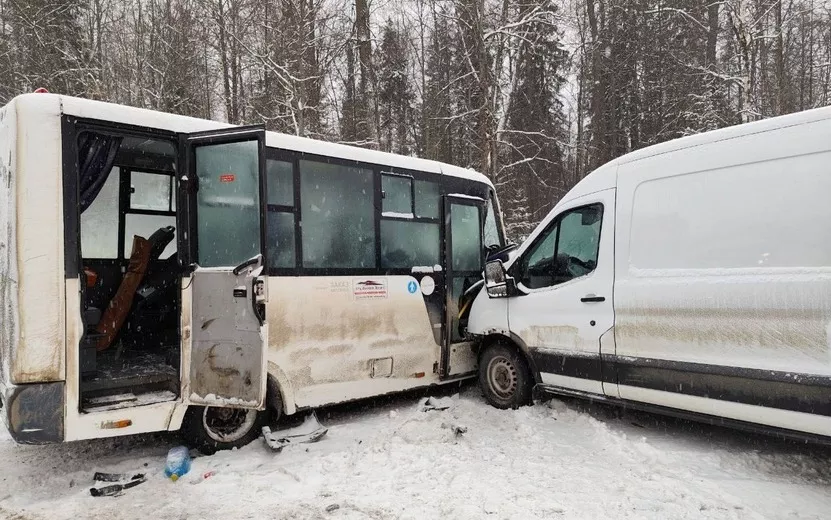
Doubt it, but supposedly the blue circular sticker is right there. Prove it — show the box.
[407,280,418,294]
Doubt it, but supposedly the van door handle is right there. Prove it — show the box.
[581,295,605,303]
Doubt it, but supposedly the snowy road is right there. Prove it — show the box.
[2,385,831,519]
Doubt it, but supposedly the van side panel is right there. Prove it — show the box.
[614,117,831,433]
[11,96,65,383]
[0,99,18,386]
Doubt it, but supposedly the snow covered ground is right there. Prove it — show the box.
[2,385,831,520]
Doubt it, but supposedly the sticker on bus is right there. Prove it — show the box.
[329,280,350,293]
[353,279,388,300]
[420,276,435,296]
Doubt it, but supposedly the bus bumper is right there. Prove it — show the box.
[0,381,64,444]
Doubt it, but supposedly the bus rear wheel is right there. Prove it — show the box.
[182,405,268,454]
[479,343,532,409]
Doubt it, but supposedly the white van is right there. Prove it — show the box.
[469,105,831,443]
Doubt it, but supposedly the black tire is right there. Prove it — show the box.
[478,342,533,409]
[181,405,269,454]
[266,375,285,424]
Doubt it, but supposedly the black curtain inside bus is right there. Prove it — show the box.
[78,132,123,212]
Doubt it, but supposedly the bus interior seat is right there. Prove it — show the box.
[146,225,176,261]
[80,227,180,392]
[122,226,181,353]
[95,235,152,351]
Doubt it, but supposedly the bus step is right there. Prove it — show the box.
[85,393,138,407]
[82,390,177,412]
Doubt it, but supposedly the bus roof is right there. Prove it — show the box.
[10,93,494,188]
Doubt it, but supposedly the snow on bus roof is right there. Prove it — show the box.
[12,93,493,187]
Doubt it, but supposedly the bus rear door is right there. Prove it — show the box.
[178,126,268,409]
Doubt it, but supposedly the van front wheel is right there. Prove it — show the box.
[479,343,532,409]
[182,405,268,454]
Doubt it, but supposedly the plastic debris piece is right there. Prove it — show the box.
[262,412,328,452]
[418,396,453,412]
[89,472,147,497]
[93,471,144,483]
[441,422,468,437]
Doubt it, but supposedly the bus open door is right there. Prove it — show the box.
[176,126,270,450]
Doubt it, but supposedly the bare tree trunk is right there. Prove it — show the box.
[775,0,785,113]
[707,2,719,68]
[586,0,606,167]
[355,0,375,146]
[217,0,233,122]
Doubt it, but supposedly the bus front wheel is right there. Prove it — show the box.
[182,405,268,454]
[478,343,532,409]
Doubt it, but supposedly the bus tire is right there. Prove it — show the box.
[478,342,532,409]
[181,405,269,454]
[267,375,285,423]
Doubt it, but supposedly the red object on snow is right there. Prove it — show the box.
[33,87,49,93]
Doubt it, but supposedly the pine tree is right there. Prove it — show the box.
[503,0,567,236]
[377,19,413,155]
[420,3,458,164]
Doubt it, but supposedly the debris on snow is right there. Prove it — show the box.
[418,395,455,412]
[441,422,468,437]
[5,390,831,518]
[325,504,340,513]
[262,411,328,451]
[89,472,147,497]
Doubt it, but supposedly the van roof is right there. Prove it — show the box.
[617,104,831,166]
[570,105,831,197]
[8,93,493,188]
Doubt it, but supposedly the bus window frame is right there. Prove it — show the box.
[119,168,177,260]
[61,116,179,275]
[62,117,504,280]
[262,147,496,278]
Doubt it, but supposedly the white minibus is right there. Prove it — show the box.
[0,93,504,451]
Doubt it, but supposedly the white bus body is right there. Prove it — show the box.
[471,105,831,443]
[0,93,503,450]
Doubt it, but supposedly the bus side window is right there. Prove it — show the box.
[266,159,296,269]
[300,160,376,269]
[381,221,440,268]
[125,171,176,259]
[380,176,441,269]
[80,166,120,259]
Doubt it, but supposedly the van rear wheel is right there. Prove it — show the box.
[479,343,532,409]
[182,405,268,454]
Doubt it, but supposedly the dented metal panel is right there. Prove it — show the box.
[266,275,468,409]
[6,94,66,384]
[0,99,17,386]
[189,269,266,408]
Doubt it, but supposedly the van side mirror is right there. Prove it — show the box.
[484,260,518,298]
[486,242,519,263]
